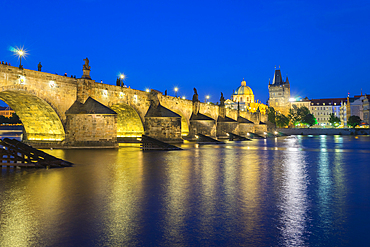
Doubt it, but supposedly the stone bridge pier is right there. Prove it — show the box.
[0,60,268,148]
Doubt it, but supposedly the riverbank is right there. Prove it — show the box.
[278,127,369,135]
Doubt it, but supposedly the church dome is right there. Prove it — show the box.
[233,80,254,96]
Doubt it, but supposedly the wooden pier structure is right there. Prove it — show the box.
[0,138,73,168]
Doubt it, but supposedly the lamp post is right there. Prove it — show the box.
[17,49,24,69]
[206,95,210,103]
[120,73,125,87]
[174,87,178,97]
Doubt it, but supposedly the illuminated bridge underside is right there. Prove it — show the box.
[111,104,144,137]
[171,110,189,136]
[0,91,65,141]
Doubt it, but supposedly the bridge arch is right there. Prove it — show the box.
[0,90,65,141]
[110,103,144,137]
[168,109,190,136]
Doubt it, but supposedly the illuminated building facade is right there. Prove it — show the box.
[310,98,345,127]
[0,106,14,117]
[290,97,311,109]
[226,79,267,114]
[268,68,291,115]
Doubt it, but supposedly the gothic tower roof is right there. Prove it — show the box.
[272,69,284,85]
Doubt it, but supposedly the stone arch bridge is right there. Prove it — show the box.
[0,62,267,147]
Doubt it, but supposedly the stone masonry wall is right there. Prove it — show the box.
[189,120,217,138]
[65,114,117,146]
[238,123,254,136]
[144,117,182,142]
[216,122,238,137]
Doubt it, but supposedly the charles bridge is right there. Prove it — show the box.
[0,60,268,147]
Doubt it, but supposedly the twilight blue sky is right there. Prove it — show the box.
[1,0,370,105]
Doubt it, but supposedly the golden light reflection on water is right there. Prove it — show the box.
[0,136,365,246]
[0,170,64,247]
[238,146,262,238]
[162,151,192,244]
[97,147,144,246]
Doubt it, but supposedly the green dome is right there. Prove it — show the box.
[233,80,254,96]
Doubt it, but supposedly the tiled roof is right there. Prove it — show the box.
[190,113,215,121]
[66,97,117,114]
[145,104,181,118]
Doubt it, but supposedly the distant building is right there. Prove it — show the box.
[0,106,14,118]
[310,98,345,127]
[347,94,370,125]
[290,97,311,109]
[362,95,370,125]
[226,79,267,114]
[268,68,291,115]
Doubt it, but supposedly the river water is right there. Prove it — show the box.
[0,135,369,246]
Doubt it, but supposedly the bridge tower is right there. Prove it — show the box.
[268,67,291,116]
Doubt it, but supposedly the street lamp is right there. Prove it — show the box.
[16,49,25,69]
[174,87,178,97]
[206,95,210,103]
[119,73,126,87]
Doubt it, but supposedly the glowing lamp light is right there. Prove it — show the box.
[49,80,56,88]
[274,131,278,135]
[247,133,250,136]
[19,75,26,84]
[182,96,185,100]
[174,87,178,97]
[146,88,150,93]
[119,92,124,98]
[195,135,199,139]
[120,73,125,80]
[11,46,28,69]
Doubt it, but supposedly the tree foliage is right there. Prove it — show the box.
[302,113,317,127]
[288,105,311,127]
[276,113,290,128]
[328,113,340,127]
[267,107,276,125]
[347,115,361,128]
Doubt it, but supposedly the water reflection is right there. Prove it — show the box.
[0,136,368,246]
[238,146,263,243]
[277,137,309,246]
[162,151,192,245]
[98,147,144,246]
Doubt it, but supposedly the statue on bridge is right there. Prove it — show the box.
[38,62,42,71]
[220,92,225,107]
[82,58,91,79]
[192,88,199,103]
[83,58,91,70]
